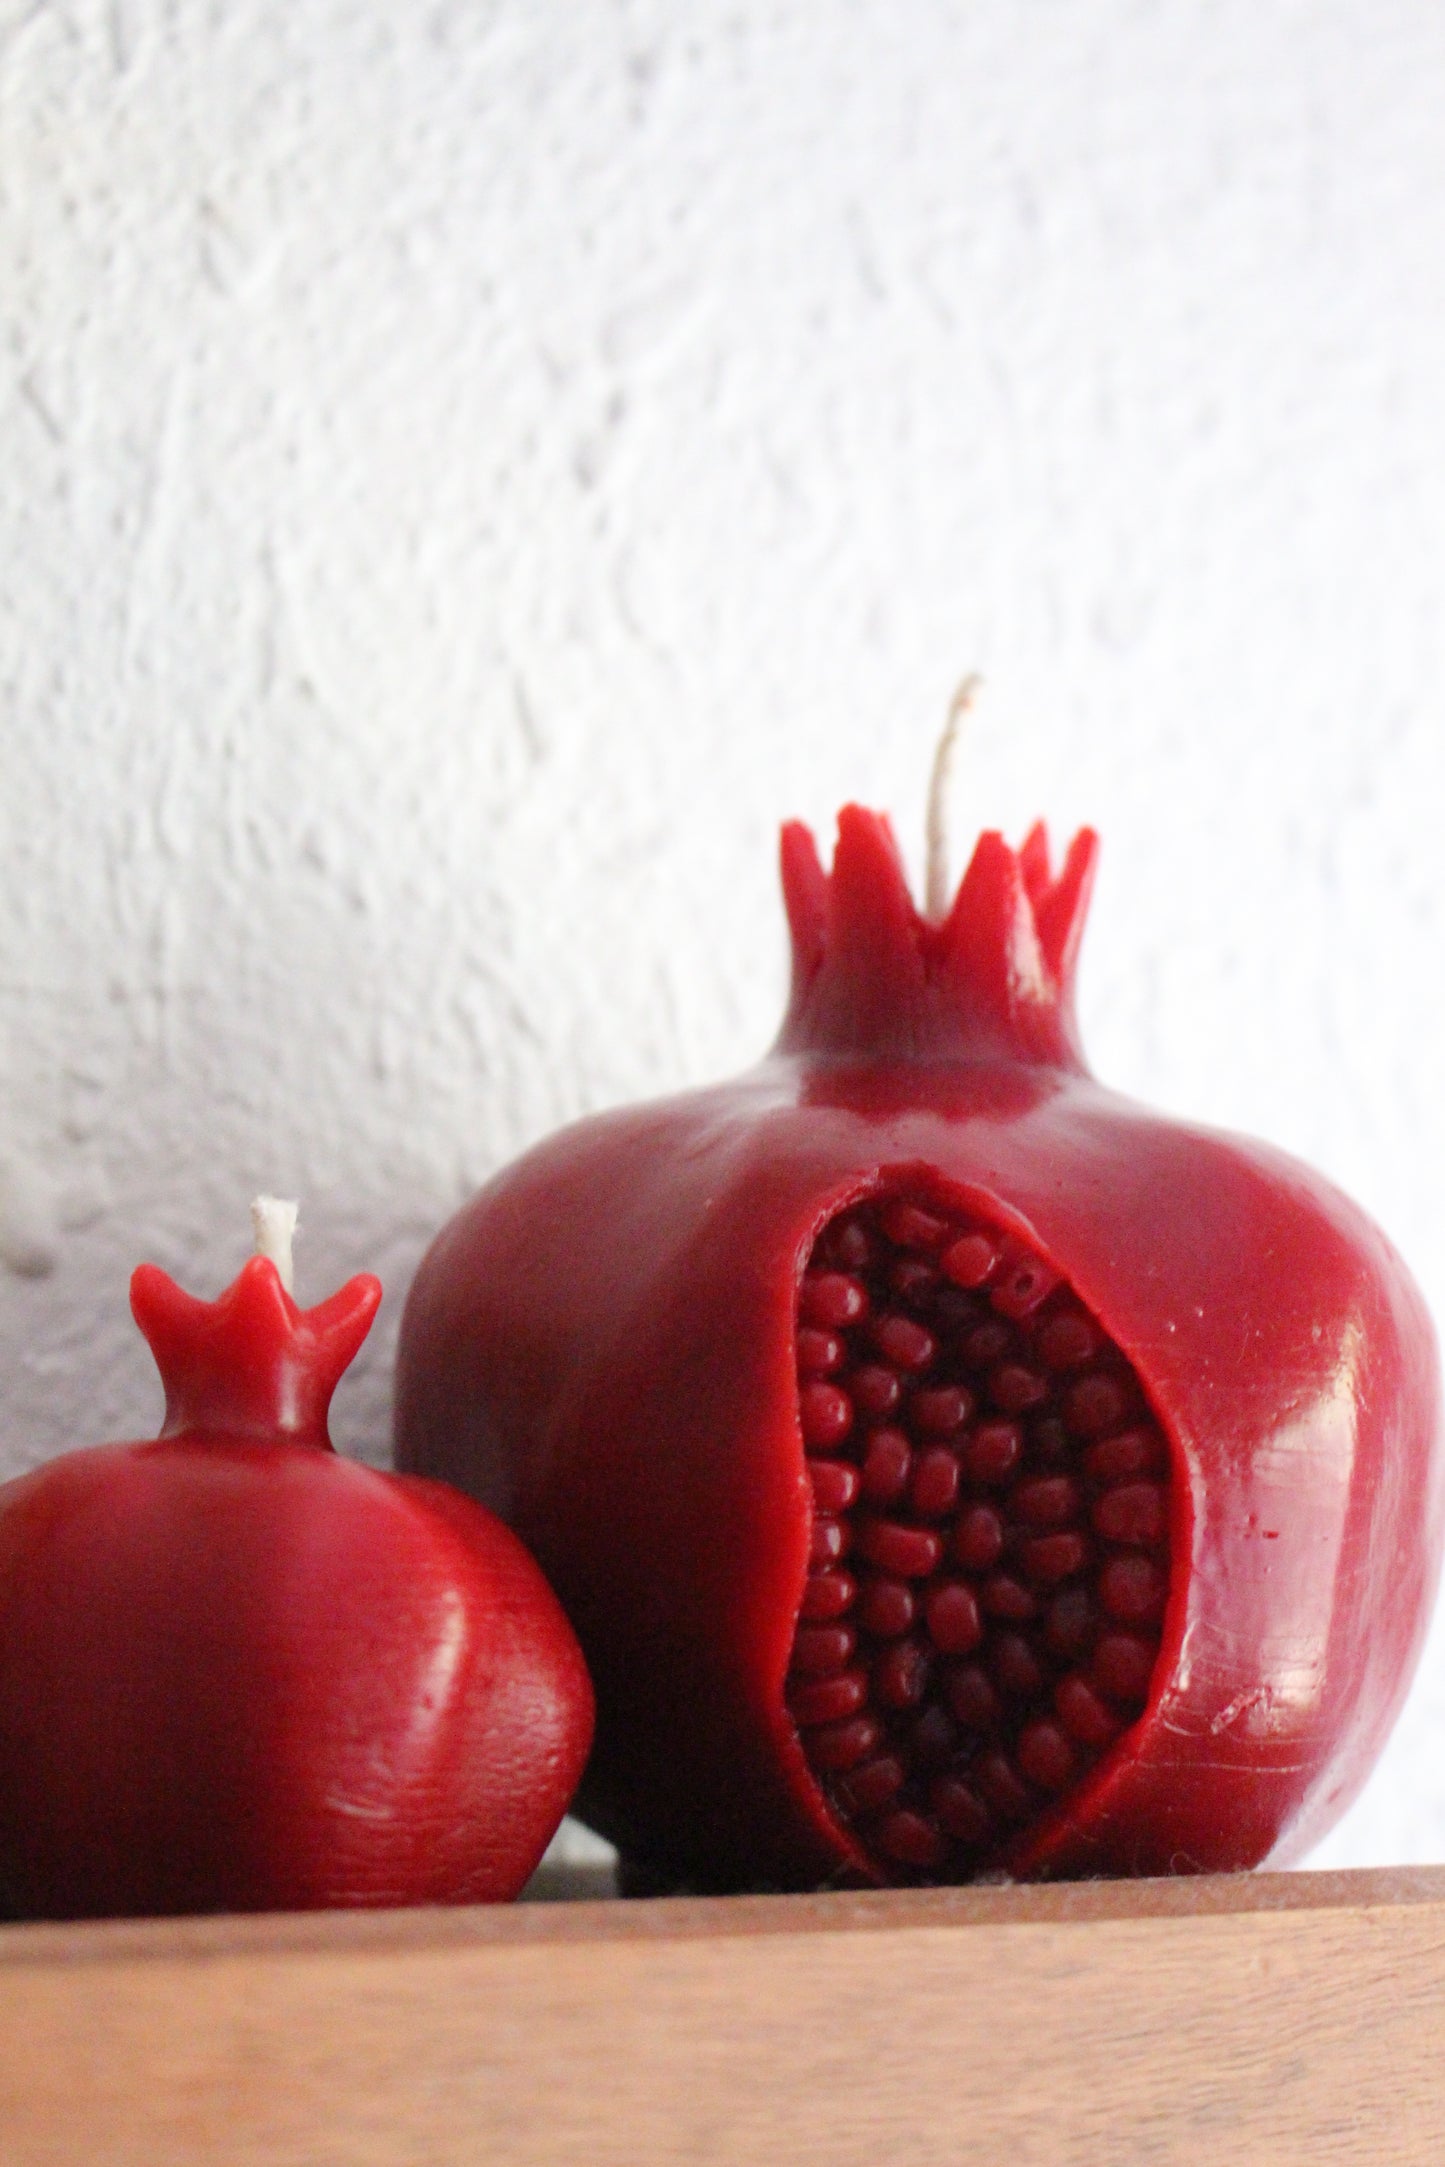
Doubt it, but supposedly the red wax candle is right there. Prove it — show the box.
[0,1204,592,1917]
[395,782,1443,1891]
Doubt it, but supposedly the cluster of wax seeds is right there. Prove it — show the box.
[789,1196,1171,1878]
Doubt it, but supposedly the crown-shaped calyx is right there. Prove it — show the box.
[774,806,1099,1068]
[130,1256,382,1450]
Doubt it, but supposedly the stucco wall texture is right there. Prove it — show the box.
[3,0,1444,1872]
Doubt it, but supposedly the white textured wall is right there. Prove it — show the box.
[3,0,1445,1870]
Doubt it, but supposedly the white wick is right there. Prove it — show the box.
[924,673,984,923]
[250,1195,299,1295]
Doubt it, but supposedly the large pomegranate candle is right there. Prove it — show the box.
[395,788,1444,1891]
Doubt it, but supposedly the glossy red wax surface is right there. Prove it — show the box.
[395,808,1444,1889]
[0,1255,593,1917]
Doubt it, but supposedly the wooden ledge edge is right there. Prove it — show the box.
[3,1861,1443,1969]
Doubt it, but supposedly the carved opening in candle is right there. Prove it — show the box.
[789,1189,1171,1880]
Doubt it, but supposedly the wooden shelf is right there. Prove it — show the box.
[3,1866,1443,2162]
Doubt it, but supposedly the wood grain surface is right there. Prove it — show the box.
[2,1867,1444,2164]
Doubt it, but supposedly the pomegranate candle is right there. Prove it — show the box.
[395,749,1443,1892]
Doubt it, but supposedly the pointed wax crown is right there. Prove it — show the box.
[774,805,1099,1069]
[130,1254,382,1450]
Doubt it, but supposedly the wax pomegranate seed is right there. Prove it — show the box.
[789,1669,870,1728]
[1099,1554,1167,1626]
[852,1365,902,1419]
[808,1715,884,1772]
[1044,1584,1096,1659]
[799,1383,854,1450]
[1064,1373,1132,1438]
[909,1704,958,1767]
[873,1639,932,1710]
[800,1273,869,1329]
[1020,1532,1090,1585]
[924,1581,983,1655]
[941,1233,999,1288]
[1093,1481,1167,1548]
[809,1517,850,1569]
[797,1328,845,1378]
[1012,1476,1082,1529]
[963,1421,1023,1485]
[800,1570,856,1621]
[891,1257,941,1307]
[1017,1719,1075,1792]
[837,1755,906,1815]
[791,1624,856,1677]
[1093,1632,1158,1703]
[962,1320,1013,1368]
[856,1518,943,1579]
[990,1632,1045,1701]
[873,1314,936,1371]
[1055,1673,1123,1747]
[827,1220,873,1272]
[980,1573,1036,1622]
[1083,1427,1167,1484]
[932,1777,991,1844]
[809,1459,861,1515]
[786,1191,1172,1883]
[945,1663,1000,1731]
[989,1249,1060,1321]
[880,1201,950,1251]
[909,1385,973,1436]
[954,1503,1005,1571]
[989,1364,1050,1414]
[1037,1310,1098,1370]
[859,1428,913,1505]
[857,1576,915,1637]
[975,1750,1032,1821]
[910,1446,962,1519]
[876,1809,948,1870]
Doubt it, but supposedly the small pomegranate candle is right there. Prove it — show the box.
[395,720,1444,1891]
[0,1201,593,1918]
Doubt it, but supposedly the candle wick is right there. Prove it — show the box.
[924,674,983,923]
[251,1195,299,1296]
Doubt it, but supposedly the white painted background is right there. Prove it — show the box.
[2,0,1444,1872]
